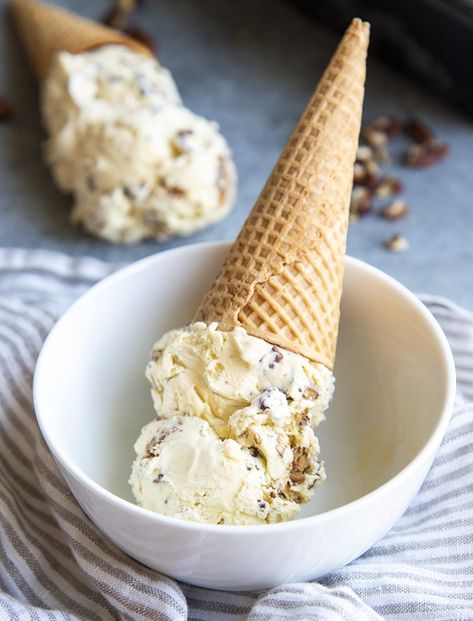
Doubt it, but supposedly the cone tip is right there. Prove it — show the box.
[349,17,371,39]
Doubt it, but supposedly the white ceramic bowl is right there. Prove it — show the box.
[33,242,455,591]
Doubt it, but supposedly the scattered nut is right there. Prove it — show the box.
[356,145,374,162]
[374,176,404,199]
[353,115,447,249]
[365,159,380,177]
[353,160,379,186]
[0,98,13,122]
[370,115,401,139]
[384,234,409,252]
[102,5,129,29]
[380,199,408,220]
[102,1,155,52]
[362,125,388,148]
[403,117,435,145]
[124,24,157,52]
[362,115,401,148]
[353,161,366,184]
[350,186,373,218]
[405,140,450,168]
[102,0,137,29]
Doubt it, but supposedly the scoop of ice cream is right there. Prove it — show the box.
[42,45,236,244]
[130,415,300,524]
[146,322,333,438]
[130,322,333,524]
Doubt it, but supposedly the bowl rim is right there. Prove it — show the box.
[33,240,456,535]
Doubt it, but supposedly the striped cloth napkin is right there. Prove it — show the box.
[1,248,472,621]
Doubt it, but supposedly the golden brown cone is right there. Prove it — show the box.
[10,0,153,82]
[195,18,369,370]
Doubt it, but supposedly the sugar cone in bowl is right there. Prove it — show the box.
[195,19,369,371]
[10,0,153,83]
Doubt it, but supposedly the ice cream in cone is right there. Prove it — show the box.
[130,20,370,525]
[195,18,370,370]
[10,0,237,243]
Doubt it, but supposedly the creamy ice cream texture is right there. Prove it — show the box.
[42,45,236,243]
[130,323,333,524]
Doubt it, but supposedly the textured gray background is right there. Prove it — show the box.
[1,0,472,308]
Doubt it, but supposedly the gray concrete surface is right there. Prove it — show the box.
[1,0,472,308]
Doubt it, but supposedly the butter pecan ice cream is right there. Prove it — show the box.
[42,45,236,243]
[130,322,334,525]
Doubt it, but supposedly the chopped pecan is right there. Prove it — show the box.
[350,186,373,219]
[165,184,186,197]
[384,233,409,252]
[289,471,305,484]
[405,141,450,168]
[403,118,435,145]
[380,200,408,220]
[290,446,310,484]
[356,144,374,162]
[102,6,128,29]
[302,386,319,400]
[373,176,404,198]
[369,115,401,139]
[362,126,388,148]
[353,161,378,186]
[293,447,310,471]
[299,414,310,427]
[101,0,136,29]
[144,437,159,457]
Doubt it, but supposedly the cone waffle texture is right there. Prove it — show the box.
[196,19,369,370]
[10,0,153,82]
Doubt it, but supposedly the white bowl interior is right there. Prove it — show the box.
[35,243,450,519]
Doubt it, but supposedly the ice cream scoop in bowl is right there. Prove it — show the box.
[33,241,455,590]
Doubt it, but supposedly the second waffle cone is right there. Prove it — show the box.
[195,18,369,370]
[10,0,153,83]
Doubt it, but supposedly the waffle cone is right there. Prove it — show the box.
[10,0,153,82]
[195,19,369,370]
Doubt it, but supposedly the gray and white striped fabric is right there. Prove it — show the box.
[0,248,472,621]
